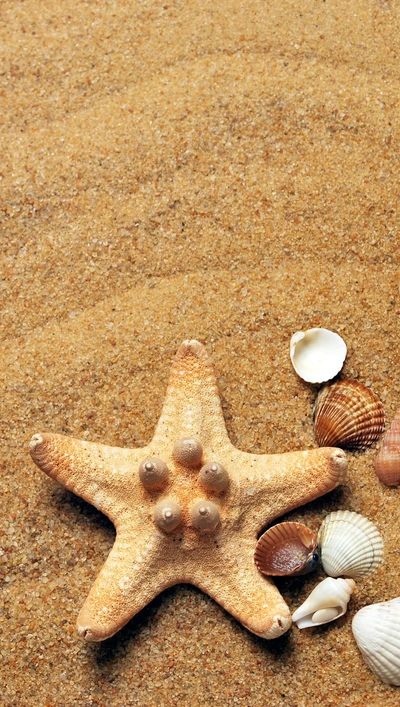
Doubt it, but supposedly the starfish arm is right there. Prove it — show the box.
[191,539,291,639]
[231,447,348,534]
[152,340,231,449]
[29,432,150,528]
[76,528,170,641]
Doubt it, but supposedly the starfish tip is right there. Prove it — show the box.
[326,447,348,484]
[177,339,207,358]
[244,609,292,639]
[29,433,44,452]
[268,612,292,639]
[77,624,98,642]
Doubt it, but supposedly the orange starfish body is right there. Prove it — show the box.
[30,340,347,641]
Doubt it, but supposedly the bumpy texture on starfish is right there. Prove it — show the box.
[30,340,348,641]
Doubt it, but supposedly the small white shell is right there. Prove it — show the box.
[290,328,347,384]
[352,598,400,686]
[292,576,355,628]
[318,510,383,578]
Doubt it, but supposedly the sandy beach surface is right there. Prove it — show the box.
[1,1,400,705]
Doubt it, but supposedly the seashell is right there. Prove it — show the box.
[318,510,383,578]
[352,598,400,686]
[254,522,319,577]
[292,576,355,628]
[290,328,347,384]
[313,379,385,450]
[374,411,400,486]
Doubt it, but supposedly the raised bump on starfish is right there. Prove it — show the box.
[30,339,347,641]
[139,457,169,490]
[172,437,203,467]
[154,497,183,532]
[190,499,221,532]
[198,462,230,493]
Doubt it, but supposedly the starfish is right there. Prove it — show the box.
[30,340,347,641]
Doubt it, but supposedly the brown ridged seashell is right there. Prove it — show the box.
[313,379,385,450]
[254,522,319,577]
[374,411,400,486]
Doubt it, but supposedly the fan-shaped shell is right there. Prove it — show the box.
[254,522,318,577]
[352,598,400,686]
[374,411,400,486]
[292,576,355,628]
[290,328,347,384]
[317,510,383,578]
[313,379,385,450]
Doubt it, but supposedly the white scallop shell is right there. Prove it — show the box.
[318,510,383,578]
[290,328,347,384]
[352,598,400,686]
[292,576,355,628]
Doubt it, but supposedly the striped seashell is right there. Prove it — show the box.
[317,510,383,578]
[352,598,400,686]
[313,379,385,450]
[374,411,400,486]
[254,522,319,577]
[292,576,355,628]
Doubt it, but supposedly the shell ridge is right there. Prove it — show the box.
[352,598,400,685]
[314,380,384,449]
[374,410,400,486]
[318,511,383,578]
[255,522,318,577]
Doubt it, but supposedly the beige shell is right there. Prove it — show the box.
[317,510,383,579]
[292,576,355,628]
[374,411,400,486]
[254,522,319,577]
[290,328,347,384]
[352,598,400,686]
[313,379,385,450]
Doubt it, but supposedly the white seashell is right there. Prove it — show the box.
[352,598,400,686]
[318,510,383,579]
[292,576,355,628]
[290,328,347,384]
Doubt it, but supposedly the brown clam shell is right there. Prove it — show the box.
[374,410,400,486]
[313,379,385,450]
[254,522,319,577]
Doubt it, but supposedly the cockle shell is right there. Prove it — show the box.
[292,576,355,628]
[290,328,347,384]
[374,411,400,486]
[318,510,383,578]
[352,598,400,686]
[254,522,319,577]
[313,379,385,450]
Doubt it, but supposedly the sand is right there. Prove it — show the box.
[1,0,400,704]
